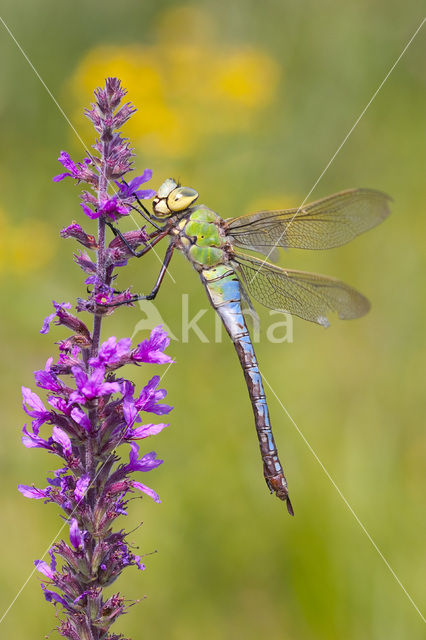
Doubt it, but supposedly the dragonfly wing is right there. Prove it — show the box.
[226,188,391,251]
[233,252,370,327]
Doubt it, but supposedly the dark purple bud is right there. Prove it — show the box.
[74,250,97,274]
[106,229,148,266]
[60,223,97,249]
[113,102,137,129]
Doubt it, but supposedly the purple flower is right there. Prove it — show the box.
[18,484,51,499]
[132,325,173,364]
[84,276,114,295]
[51,427,72,457]
[22,77,173,639]
[22,424,52,450]
[42,587,71,611]
[115,170,156,200]
[122,384,138,428]
[135,375,173,415]
[70,407,91,432]
[132,481,161,503]
[53,151,94,183]
[130,422,168,440]
[48,395,72,415]
[74,474,90,502]
[70,366,120,403]
[69,518,84,549]
[126,442,163,472]
[34,360,63,392]
[41,301,72,335]
[90,336,131,369]
[35,559,55,580]
[81,202,101,220]
[22,387,52,432]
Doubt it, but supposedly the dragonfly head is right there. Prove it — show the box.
[153,178,198,217]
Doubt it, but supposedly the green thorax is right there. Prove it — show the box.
[180,204,226,268]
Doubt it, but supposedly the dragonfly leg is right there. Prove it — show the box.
[136,242,175,300]
[105,243,175,308]
[106,221,168,258]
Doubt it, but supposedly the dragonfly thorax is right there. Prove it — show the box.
[153,178,198,217]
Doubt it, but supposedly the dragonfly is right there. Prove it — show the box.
[108,178,391,515]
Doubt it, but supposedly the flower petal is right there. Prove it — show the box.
[52,427,72,457]
[132,481,161,503]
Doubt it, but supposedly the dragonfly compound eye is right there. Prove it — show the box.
[167,187,199,212]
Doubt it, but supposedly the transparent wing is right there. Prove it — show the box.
[233,252,370,327]
[226,188,391,251]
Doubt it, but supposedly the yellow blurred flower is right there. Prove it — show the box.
[0,208,54,276]
[67,6,281,158]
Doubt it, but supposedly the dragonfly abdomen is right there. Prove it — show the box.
[201,267,293,514]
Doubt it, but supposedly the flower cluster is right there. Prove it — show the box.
[19,78,171,640]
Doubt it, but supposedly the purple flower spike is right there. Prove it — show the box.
[21,78,173,639]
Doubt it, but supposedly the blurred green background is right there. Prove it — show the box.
[1,1,425,638]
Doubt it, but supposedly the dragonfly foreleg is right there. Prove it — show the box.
[106,221,168,258]
[103,242,175,308]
